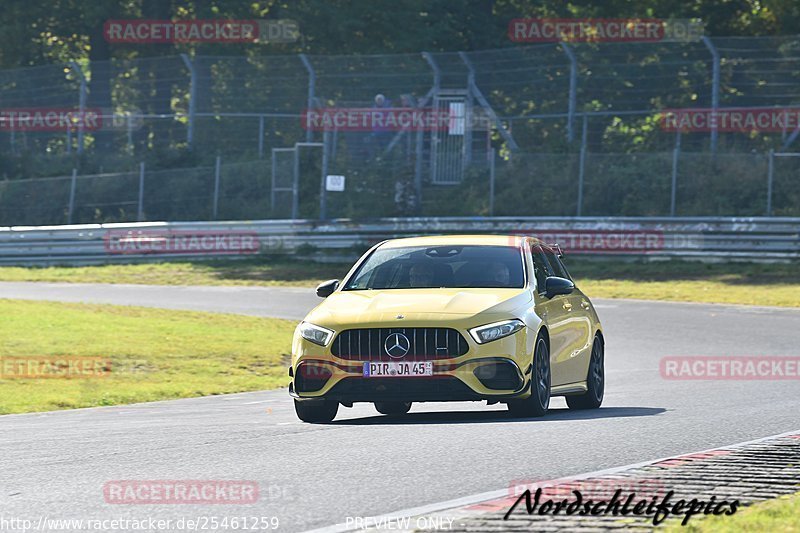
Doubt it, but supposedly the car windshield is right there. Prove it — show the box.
[343,245,525,290]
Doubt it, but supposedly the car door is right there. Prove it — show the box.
[531,244,572,387]
[543,248,593,385]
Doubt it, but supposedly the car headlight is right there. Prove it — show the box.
[469,319,525,344]
[298,322,335,346]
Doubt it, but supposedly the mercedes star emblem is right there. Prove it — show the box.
[384,332,411,358]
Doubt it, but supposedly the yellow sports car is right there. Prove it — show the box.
[289,235,605,423]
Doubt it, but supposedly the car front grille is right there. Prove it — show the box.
[331,328,469,361]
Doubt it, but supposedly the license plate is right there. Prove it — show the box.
[363,361,433,377]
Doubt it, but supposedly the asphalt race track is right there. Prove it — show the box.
[0,282,314,320]
[2,282,799,532]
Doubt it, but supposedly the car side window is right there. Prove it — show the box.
[542,248,569,279]
[530,244,551,293]
[554,255,573,281]
[542,248,573,281]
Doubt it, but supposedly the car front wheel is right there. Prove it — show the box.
[507,336,550,418]
[294,399,338,423]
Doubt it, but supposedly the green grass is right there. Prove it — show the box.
[0,259,346,287]
[568,259,800,308]
[667,492,800,532]
[0,299,296,414]
[0,258,798,308]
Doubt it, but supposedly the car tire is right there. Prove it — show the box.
[566,335,604,410]
[507,335,550,417]
[294,399,338,423]
[374,401,412,416]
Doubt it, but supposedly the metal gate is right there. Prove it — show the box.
[271,148,296,218]
[430,91,470,184]
[768,151,800,216]
[271,141,327,219]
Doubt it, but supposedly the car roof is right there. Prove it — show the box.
[378,234,546,249]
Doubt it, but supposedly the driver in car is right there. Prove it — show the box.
[409,262,435,287]
[487,262,510,286]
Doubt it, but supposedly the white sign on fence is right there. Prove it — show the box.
[326,175,346,192]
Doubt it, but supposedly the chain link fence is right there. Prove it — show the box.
[4,149,793,227]
[2,36,800,224]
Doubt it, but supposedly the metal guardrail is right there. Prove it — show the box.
[0,217,798,266]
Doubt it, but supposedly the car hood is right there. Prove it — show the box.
[305,288,531,326]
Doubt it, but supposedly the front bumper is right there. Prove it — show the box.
[290,329,534,403]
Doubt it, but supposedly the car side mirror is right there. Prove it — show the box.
[316,279,339,298]
[544,276,574,299]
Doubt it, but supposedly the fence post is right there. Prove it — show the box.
[702,37,720,155]
[421,51,441,193]
[422,52,441,94]
[670,130,681,216]
[137,162,145,221]
[766,149,774,216]
[126,114,134,152]
[180,54,196,149]
[271,149,277,212]
[213,155,221,219]
[67,168,78,224]
[560,43,578,143]
[299,54,315,143]
[69,61,87,155]
[292,148,300,219]
[488,148,496,216]
[458,51,475,165]
[414,127,424,213]
[319,131,330,220]
[576,115,588,216]
[258,115,265,158]
[458,52,519,153]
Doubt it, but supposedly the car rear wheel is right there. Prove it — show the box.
[374,401,412,416]
[566,335,604,410]
[507,336,550,418]
[294,399,338,423]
